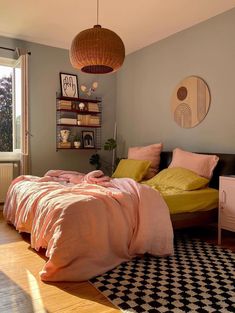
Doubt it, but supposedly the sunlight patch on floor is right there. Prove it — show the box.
[26,270,47,313]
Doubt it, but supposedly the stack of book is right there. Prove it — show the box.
[58,100,72,110]
[89,116,100,125]
[57,142,71,149]
[58,118,77,125]
[77,114,91,125]
[87,102,99,112]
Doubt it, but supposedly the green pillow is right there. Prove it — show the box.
[144,167,209,191]
[112,159,151,182]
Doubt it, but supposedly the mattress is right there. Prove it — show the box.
[152,187,219,214]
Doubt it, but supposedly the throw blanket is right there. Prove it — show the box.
[44,169,111,186]
[4,170,173,282]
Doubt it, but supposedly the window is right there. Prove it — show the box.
[0,57,21,159]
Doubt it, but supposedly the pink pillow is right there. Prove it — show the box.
[128,143,163,179]
[169,148,219,179]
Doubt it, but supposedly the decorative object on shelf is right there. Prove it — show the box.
[78,102,85,110]
[80,81,98,96]
[60,129,70,143]
[60,72,79,98]
[82,131,95,148]
[69,0,125,74]
[74,141,81,149]
[171,76,211,128]
[73,134,81,149]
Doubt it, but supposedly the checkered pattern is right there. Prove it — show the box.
[90,235,235,313]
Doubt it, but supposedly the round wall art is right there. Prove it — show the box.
[171,76,211,128]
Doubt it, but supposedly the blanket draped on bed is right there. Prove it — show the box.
[3,170,174,282]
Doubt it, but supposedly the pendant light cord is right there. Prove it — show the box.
[97,0,99,25]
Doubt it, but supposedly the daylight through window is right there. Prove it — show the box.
[0,58,21,156]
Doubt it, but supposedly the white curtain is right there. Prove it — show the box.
[17,49,30,175]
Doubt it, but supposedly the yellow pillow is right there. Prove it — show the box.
[112,159,151,182]
[143,167,209,191]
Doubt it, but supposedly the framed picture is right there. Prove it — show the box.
[82,131,95,148]
[60,72,79,98]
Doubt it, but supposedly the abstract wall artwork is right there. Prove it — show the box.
[171,76,211,128]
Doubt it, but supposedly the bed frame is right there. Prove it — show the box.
[159,152,235,229]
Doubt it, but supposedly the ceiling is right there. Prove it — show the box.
[1,0,235,55]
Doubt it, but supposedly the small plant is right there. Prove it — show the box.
[104,138,117,151]
[89,153,101,170]
[73,133,81,148]
[89,138,118,173]
[73,134,81,142]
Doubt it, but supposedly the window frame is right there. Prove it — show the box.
[0,56,21,160]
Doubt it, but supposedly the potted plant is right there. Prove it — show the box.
[89,138,119,173]
[89,153,101,170]
[73,134,81,149]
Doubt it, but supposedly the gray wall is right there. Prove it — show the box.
[0,36,116,176]
[2,7,235,175]
[116,8,235,157]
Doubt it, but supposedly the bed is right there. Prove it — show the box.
[158,151,235,229]
[3,151,235,281]
[3,170,174,282]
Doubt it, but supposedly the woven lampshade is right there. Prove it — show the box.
[70,25,125,74]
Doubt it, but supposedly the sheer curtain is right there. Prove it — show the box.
[17,48,30,175]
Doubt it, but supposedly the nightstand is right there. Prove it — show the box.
[218,175,235,244]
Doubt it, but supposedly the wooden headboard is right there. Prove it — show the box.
[159,151,235,189]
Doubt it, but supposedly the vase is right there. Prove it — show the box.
[74,141,81,149]
[60,129,70,143]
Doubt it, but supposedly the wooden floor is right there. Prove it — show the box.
[0,210,119,313]
[0,208,234,313]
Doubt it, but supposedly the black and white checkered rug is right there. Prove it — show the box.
[90,236,235,312]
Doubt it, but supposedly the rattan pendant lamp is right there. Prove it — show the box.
[70,0,125,74]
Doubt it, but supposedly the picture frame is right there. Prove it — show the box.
[82,131,95,148]
[60,72,79,98]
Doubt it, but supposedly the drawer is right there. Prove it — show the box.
[220,210,235,231]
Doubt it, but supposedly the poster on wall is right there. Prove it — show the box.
[60,72,79,98]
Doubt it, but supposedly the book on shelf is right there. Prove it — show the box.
[87,102,99,112]
[58,100,72,110]
[77,114,100,125]
[89,116,100,125]
[58,118,77,125]
[77,114,91,125]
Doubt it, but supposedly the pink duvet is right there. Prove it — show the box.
[3,170,173,282]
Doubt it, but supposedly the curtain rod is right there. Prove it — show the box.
[0,46,31,55]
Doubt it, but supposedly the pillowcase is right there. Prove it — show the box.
[168,148,219,179]
[144,167,209,191]
[112,159,151,182]
[128,143,163,179]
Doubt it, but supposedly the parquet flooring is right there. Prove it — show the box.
[0,210,118,313]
